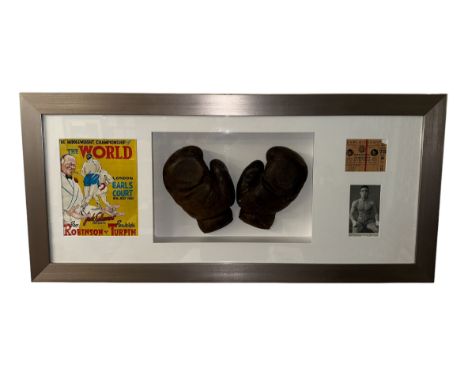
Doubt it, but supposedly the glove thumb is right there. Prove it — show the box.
[210,159,235,206]
[236,160,264,205]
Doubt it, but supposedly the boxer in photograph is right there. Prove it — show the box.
[349,185,379,233]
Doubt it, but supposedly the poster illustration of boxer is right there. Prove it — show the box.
[59,139,138,236]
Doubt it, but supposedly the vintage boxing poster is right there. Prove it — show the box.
[59,139,138,236]
[345,139,387,172]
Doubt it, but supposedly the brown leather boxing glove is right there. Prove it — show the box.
[163,146,235,233]
[237,146,308,229]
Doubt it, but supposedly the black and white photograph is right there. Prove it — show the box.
[349,185,381,236]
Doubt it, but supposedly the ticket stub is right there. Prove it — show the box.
[345,139,387,172]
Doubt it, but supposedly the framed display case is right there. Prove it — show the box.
[20,93,447,282]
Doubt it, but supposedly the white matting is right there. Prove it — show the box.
[43,115,423,264]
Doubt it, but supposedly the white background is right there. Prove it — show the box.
[1,1,466,381]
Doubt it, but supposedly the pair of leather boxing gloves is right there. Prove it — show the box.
[163,146,308,233]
